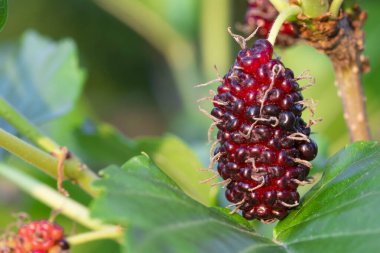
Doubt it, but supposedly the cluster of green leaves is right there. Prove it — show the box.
[91,142,380,253]
[1,30,380,253]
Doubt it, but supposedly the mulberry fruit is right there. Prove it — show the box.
[245,0,299,46]
[15,220,70,253]
[208,39,317,222]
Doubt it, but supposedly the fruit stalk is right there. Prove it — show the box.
[269,0,289,11]
[0,128,100,196]
[330,0,345,17]
[267,5,302,45]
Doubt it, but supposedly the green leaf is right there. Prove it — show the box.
[73,122,138,168]
[0,30,85,125]
[275,142,380,252]
[91,155,285,253]
[91,141,380,253]
[73,121,216,206]
[136,134,217,206]
[0,0,6,31]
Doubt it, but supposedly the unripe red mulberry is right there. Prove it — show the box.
[209,39,317,223]
[16,220,70,253]
[245,0,299,47]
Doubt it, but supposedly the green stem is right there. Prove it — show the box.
[0,163,108,231]
[0,98,58,152]
[268,5,302,45]
[0,98,97,194]
[269,0,289,11]
[330,0,344,17]
[0,128,99,196]
[302,0,329,18]
[67,227,123,245]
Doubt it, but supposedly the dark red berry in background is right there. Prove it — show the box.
[245,0,299,47]
[16,220,70,253]
[210,39,317,223]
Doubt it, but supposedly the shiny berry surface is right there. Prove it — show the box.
[211,39,317,222]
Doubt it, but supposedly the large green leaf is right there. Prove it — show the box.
[91,155,285,253]
[0,30,85,125]
[91,142,380,253]
[275,142,380,252]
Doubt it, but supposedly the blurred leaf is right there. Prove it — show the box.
[73,121,138,168]
[91,156,284,253]
[0,30,85,125]
[42,105,218,206]
[275,142,380,252]
[0,0,6,31]
[73,122,216,205]
[136,135,217,206]
[141,0,198,37]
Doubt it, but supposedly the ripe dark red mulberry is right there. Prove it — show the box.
[210,39,317,222]
[245,0,299,46]
[15,220,70,253]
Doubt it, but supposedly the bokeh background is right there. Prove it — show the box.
[2,0,379,147]
[0,0,379,252]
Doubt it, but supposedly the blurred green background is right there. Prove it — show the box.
[2,0,379,147]
[0,0,379,252]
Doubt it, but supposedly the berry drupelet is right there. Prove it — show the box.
[14,220,70,253]
[210,39,317,223]
[245,0,299,46]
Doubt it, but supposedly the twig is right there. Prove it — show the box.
[67,226,123,245]
[0,129,99,196]
[0,163,108,231]
[0,98,97,195]
[298,6,371,141]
